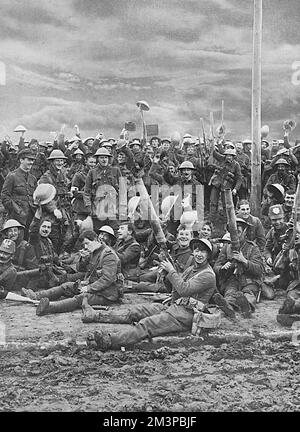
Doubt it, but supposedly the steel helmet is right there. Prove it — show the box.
[1,219,25,232]
[98,225,116,239]
[266,183,285,201]
[73,148,84,156]
[94,147,112,157]
[0,239,16,254]
[189,238,213,253]
[83,137,94,145]
[48,149,67,160]
[179,161,195,170]
[33,184,56,205]
[14,125,27,133]
[224,148,237,156]
[274,158,290,166]
[116,139,127,151]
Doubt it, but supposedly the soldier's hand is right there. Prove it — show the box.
[80,285,88,293]
[221,261,232,270]
[160,259,175,273]
[54,209,63,220]
[232,188,237,195]
[266,257,273,266]
[232,251,247,265]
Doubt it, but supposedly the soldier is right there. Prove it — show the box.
[235,141,250,200]
[22,230,122,316]
[1,148,37,237]
[237,200,266,251]
[264,158,296,195]
[115,221,141,280]
[213,218,264,318]
[71,153,97,220]
[209,148,242,220]
[265,204,289,290]
[39,149,74,254]
[83,238,216,351]
[0,239,18,299]
[0,219,38,289]
[84,147,121,232]
[282,191,295,223]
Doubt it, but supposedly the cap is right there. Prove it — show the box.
[18,148,36,160]
[0,239,16,254]
[268,204,284,219]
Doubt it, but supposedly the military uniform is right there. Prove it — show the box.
[214,239,264,311]
[31,243,122,315]
[85,261,216,350]
[115,236,141,279]
[84,164,121,231]
[1,167,37,232]
[39,166,74,254]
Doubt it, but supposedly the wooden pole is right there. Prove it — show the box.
[250,0,262,218]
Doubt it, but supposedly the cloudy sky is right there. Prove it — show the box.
[0,0,299,143]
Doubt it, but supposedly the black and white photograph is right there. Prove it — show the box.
[0,0,300,417]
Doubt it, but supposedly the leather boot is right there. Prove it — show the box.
[36,297,79,316]
[276,313,300,327]
[81,296,132,324]
[213,293,235,318]
[86,330,112,351]
[235,292,252,318]
[278,296,295,314]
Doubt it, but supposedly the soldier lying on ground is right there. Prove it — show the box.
[83,238,216,352]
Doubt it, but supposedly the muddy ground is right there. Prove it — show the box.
[1,292,300,412]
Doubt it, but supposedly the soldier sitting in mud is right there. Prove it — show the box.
[0,239,18,299]
[82,238,216,352]
[22,230,122,316]
[213,218,264,319]
[123,225,193,293]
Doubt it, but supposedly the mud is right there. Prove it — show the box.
[1,293,300,412]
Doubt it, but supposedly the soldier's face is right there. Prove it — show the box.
[53,159,65,170]
[180,168,192,180]
[239,204,251,219]
[0,251,11,264]
[117,153,126,164]
[6,227,19,241]
[225,155,234,163]
[186,145,194,155]
[102,146,112,154]
[270,216,284,230]
[193,246,209,265]
[285,194,295,208]
[98,156,109,167]
[20,157,35,171]
[132,144,140,152]
[87,157,96,169]
[151,139,159,148]
[39,221,51,237]
[277,164,286,174]
[200,224,212,239]
[162,142,170,151]
[118,224,129,240]
[177,229,192,247]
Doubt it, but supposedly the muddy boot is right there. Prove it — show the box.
[36,297,79,316]
[261,284,275,300]
[235,292,252,318]
[278,297,295,314]
[213,293,235,318]
[86,330,112,351]
[276,314,300,327]
[81,296,99,323]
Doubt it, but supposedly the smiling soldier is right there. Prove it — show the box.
[83,238,216,351]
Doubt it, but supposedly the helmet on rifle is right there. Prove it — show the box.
[224,148,237,156]
[1,219,25,232]
[179,161,195,170]
[33,184,56,205]
[48,149,67,160]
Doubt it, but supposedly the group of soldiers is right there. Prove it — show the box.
[1,124,300,351]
